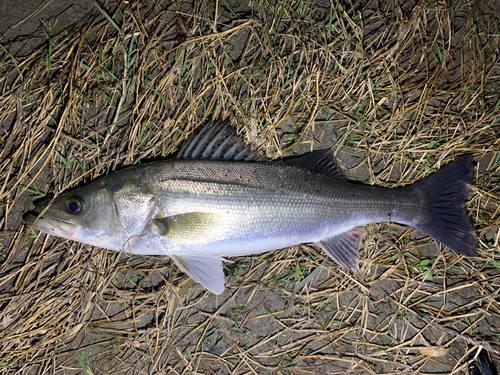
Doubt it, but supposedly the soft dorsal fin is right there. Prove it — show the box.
[284,149,344,176]
[177,120,268,161]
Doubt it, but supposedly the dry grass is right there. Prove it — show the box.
[0,0,499,373]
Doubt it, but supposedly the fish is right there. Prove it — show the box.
[25,120,478,294]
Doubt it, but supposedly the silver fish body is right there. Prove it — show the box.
[26,121,478,294]
[97,159,420,255]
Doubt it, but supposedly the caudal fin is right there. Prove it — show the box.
[412,155,478,256]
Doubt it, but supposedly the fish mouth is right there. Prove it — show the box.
[24,198,51,227]
[24,212,39,227]
[24,212,77,239]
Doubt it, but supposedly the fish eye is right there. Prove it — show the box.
[65,196,84,214]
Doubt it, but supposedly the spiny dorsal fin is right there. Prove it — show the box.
[177,120,269,161]
[284,149,344,177]
[316,227,366,270]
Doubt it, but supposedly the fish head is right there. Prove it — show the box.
[25,182,122,248]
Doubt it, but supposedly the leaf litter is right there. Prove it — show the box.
[0,0,499,373]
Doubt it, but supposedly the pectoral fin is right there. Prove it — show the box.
[154,212,221,243]
[316,227,366,270]
[171,253,226,294]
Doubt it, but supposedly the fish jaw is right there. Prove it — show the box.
[25,212,124,250]
[25,213,78,240]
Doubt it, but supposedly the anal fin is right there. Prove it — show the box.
[316,227,366,271]
[171,253,227,294]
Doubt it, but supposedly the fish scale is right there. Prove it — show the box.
[26,120,478,294]
[136,161,396,242]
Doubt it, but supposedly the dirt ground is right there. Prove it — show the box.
[0,0,499,374]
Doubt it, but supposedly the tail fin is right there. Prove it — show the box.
[412,155,478,256]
